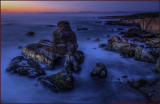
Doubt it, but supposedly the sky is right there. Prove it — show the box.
[1,1,159,13]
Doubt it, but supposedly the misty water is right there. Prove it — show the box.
[1,12,158,103]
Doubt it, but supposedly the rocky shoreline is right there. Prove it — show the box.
[5,13,159,102]
[98,12,159,102]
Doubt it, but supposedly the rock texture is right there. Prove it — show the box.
[128,79,159,102]
[6,56,45,77]
[39,69,73,92]
[22,21,84,71]
[135,46,156,63]
[91,62,107,78]
[104,13,159,33]
[52,21,78,56]
[22,40,57,65]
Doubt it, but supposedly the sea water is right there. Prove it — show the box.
[1,12,158,103]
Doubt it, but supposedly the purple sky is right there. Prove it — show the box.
[2,1,159,13]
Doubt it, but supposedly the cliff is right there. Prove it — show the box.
[103,13,159,33]
[120,17,159,33]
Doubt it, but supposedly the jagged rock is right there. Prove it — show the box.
[6,56,45,77]
[120,45,135,58]
[64,51,84,72]
[26,32,35,36]
[124,28,139,37]
[22,40,57,65]
[128,79,159,102]
[91,62,107,78]
[145,38,159,48]
[39,69,73,92]
[52,21,78,56]
[135,46,156,63]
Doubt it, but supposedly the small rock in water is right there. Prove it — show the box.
[91,62,107,78]
[98,44,106,48]
[46,25,54,27]
[106,34,110,37]
[94,38,100,42]
[122,75,127,78]
[86,37,90,40]
[26,32,35,36]
[77,27,88,31]
[117,28,124,30]
[17,46,23,49]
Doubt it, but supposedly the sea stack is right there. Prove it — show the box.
[22,21,84,71]
[52,21,78,56]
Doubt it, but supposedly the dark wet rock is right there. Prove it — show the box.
[120,45,135,58]
[98,44,106,48]
[94,38,100,42]
[106,34,110,37]
[17,46,23,49]
[86,37,90,40]
[128,79,159,102]
[64,51,84,72]
[154,58,159,73]
[122,75,127,78]
[46,25,54,27]
[119,31,126,35]
[77,27,88,31]
[135,46,156,63]
[124,28,139,37]
[39,69,73,92]
[91,62,107,78]
[145,38,159,48]
[6,56,45,77]
[117,28,124,30]
[22,40,57,65]
[52,21,78,55]
[26,32,35,36]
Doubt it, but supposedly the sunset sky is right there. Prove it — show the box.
[1,1,159,13]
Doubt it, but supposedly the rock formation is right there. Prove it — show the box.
[6,56,45,77]
[22,21,84,71]
[91,62,107,78]
[39,69,73,92]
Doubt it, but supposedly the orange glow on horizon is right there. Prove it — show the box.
[1,1,64,13]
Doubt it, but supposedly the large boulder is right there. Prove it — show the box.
[39,69,73,92]
[6,56,45,77]
[51,21,78,56]
[91,62,107,78]
[22,40,57,65]
[135,46,156,63]
[120,45,135,58]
